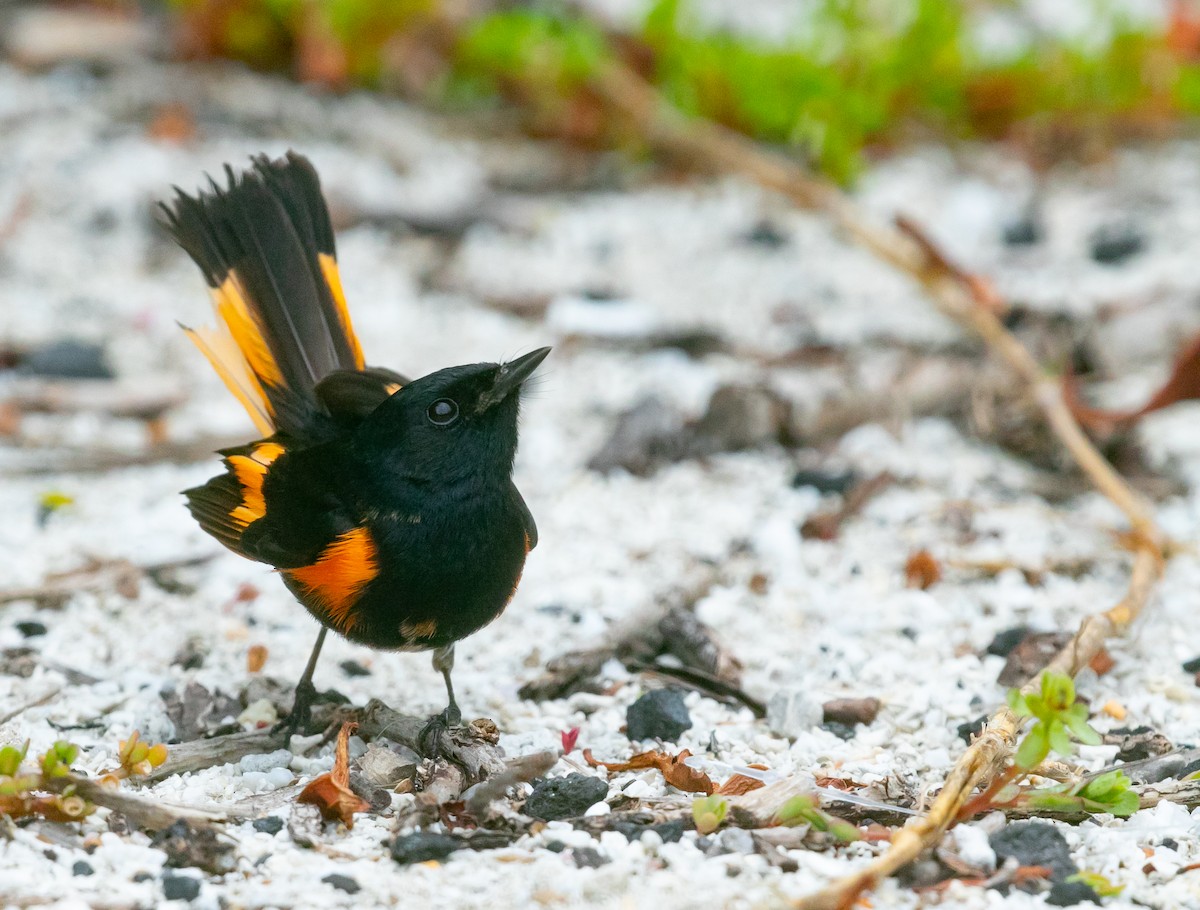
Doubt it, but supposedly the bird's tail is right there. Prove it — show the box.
[160,152,364,437]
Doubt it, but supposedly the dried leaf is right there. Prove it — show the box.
[715,773,765,796]
[247,644,268,673]
[583,748,714,795]
[298,722,369,826]
[904,550,941,590]
[1064,333,1200,434]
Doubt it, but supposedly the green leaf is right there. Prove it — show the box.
[1015,724,1050,770]
[1041,672,1075,712]
[1006,689,1029,715]
[692,795,728,834]
[0,742,29,777]
[1047,719,1075,757]
[1067,870,1125,897]
[775,795,821,828]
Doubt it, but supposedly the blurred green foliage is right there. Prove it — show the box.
[165,0,1200,183]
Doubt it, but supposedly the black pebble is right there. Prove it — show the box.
[340,659,372,677]
[957,714,988,744]
[1182,656,1200,673]
[571,847,610,868]
[162,872,201,901]
[391,833,461,865]
[15,621,47,638]
[524,774,608,821]
[72,860,94,876]
[132,871,153,883]
[610,818,686,843]
[1163,838,1179,851]
[1090,224,1144,265]
[322,873,361,894]
[989,822,1077,888]
[1047,879,1101,906]
[22,341,113,379]
[1003,216,1042,247]
[42,849,57,861]
[791,468,857,495]
[985,626,1030,657]
[252,816,284,835]
[821,721,857,741]
[742,220,789,249]
[626,689,692,742]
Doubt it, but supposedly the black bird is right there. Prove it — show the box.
[160,151,548,739]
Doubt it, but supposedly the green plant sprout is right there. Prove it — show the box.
[775,794,860,843]
[0,740,92,823]
[1007,672,1102,771]
[692,794,728,834]
[961,672,1139,820]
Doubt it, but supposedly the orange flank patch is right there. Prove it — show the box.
[225,442,286,528]
[285,528,378,633]
[319,254,364,370]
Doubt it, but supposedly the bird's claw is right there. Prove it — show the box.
[417,704,461,759]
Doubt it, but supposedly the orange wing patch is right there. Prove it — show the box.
[225,442,286,528]
[285,527,378,634]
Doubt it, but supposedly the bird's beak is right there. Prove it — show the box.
[482,347,551,409]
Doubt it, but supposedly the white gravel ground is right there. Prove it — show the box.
[2,52,1200,910]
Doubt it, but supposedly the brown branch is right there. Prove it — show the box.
[571,55,1169,910]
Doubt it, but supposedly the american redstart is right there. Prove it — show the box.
[160,152,548,741]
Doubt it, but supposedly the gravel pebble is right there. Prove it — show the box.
[626,689,692,742]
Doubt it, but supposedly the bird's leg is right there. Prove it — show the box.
[276,627,327,735]
[418,644,460,756]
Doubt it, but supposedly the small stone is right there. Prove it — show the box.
[1003,216,1042,247]
[161,872,201,901]
[821,721,857,740]
[766,689,822,738]
[587,397,686,477]
[322,873,361,894]
[626,689,692,742]
[790,468,857,495]
[571,847,609,868]
[688,385,788,456]
[132,871,153,882]
[822,697,881,726]
[985,626,1030,658]
[15,621,47,638]
[997,631,1071,687]
[1090,223,1144,265]
[1047,879,1101,906]
[1108,726,1173,763]
[391,832,461,865]
[72,860,94,876]
[610,818,685,843]
[239,750,292,773]
[741,220,789,249]
[524,774,608,821]
[22,340,113,379]
[1182,655,1200,674]
[237,698,278,729]
[989,822,1077,886]
[340,659,371,677]
[252,816,284,835]
[957,714,987,744]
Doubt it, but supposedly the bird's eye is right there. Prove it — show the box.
[427,398,459,426]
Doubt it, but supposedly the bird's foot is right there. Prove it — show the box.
[417,703,462,759]
[273,678,319,737]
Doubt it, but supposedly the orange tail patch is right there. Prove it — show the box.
[285,527,378,633]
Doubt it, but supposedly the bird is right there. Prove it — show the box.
[159,151,549,742]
